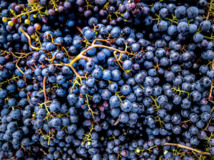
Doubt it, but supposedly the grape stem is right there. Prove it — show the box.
[67,42,130,73]
[0,76,19,86]
[208,59,214,102]
[203,105,214,130]
[114,119,120,126]
[43,77,47,102]
[203,35,214,40]
[19,28,131,80]
[5,156,16,160]
[206,0,214,20]
[45,34,61,46]
[16,7,44,19]
[16,58,24,74]
[19,28,46,51]
[55,39,131,83]
[85,94,98,119]
[164,143,211,156]
[82,121,94,145]
[40,148,48,156]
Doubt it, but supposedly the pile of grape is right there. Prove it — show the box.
[0,0,214,159]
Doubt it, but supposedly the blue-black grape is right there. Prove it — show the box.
[0,0,213,159]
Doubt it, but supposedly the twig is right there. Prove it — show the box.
[5,156,16,160]
[40,148,48,156]
[207,0,214,20]
[16,58,24,74]
[114,119,120,126]
[54,39,131,83]
[204,106,214,130]
[43,77,47,102]
[164,143,211,156]
[19,28,46,51]
[85,94,98,119]
[45,34,61,46]
[16,7,44,19]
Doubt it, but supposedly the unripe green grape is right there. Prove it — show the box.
[8,21,14,26]
[25,19,31,25]
[2,17,7,23]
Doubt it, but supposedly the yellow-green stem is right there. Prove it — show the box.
[165,143,211,156]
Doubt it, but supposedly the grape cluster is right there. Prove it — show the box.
[0,0,214,160]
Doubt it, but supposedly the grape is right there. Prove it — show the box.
[0,0,214,159]
[187,6,199,19]
[200,20,211,32]
[95,0,107,6]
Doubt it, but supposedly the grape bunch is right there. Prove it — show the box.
[0,0,214,160]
